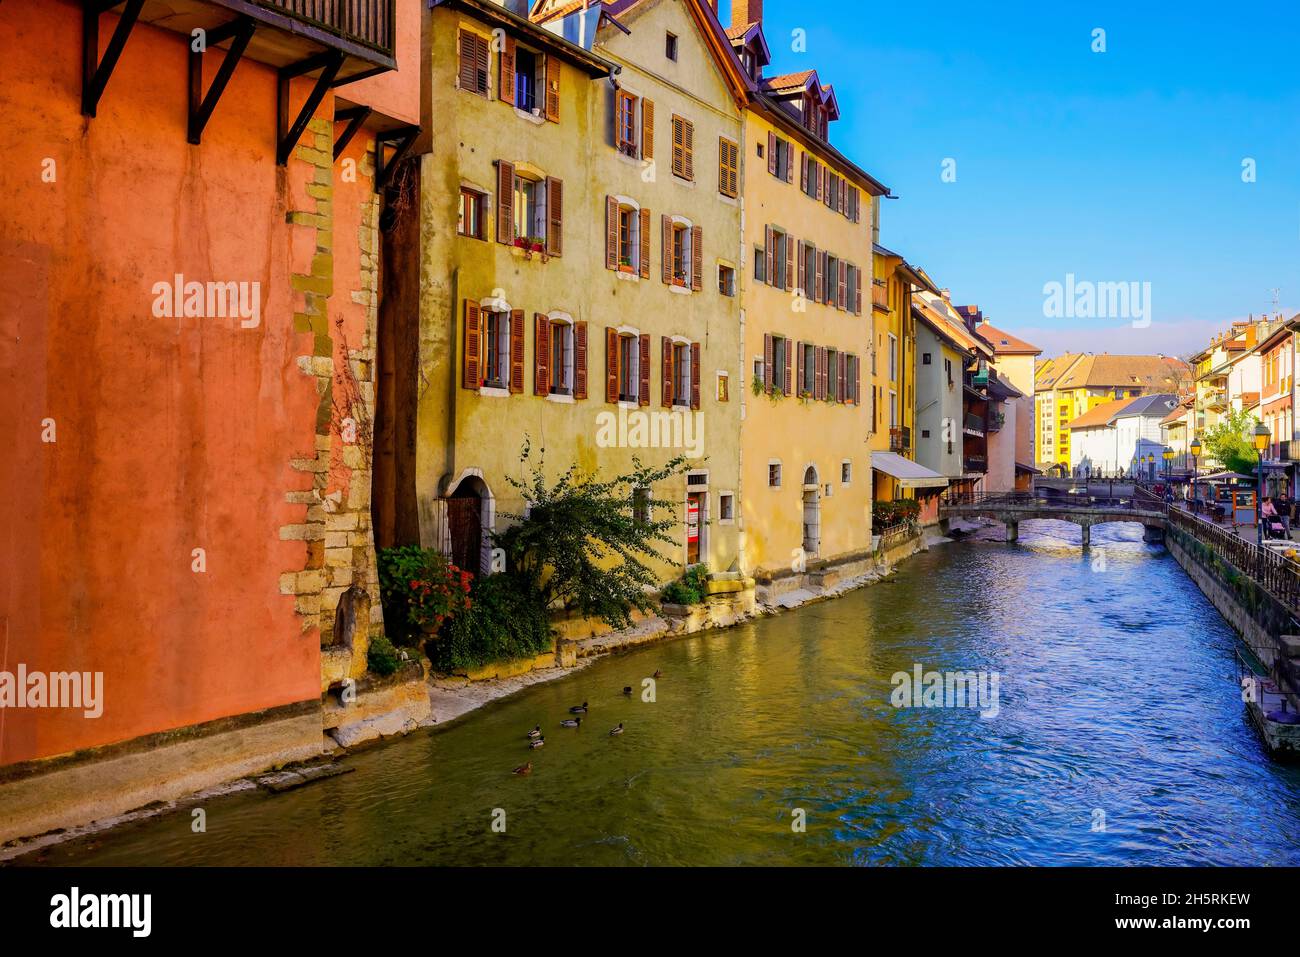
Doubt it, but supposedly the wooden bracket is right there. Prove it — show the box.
[188,17,257,145]
[82,0,144,117]
[276,50,345,166]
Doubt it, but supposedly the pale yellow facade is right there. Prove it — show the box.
[869,248,918,500]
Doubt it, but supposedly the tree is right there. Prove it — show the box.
[495,440,692,630]
[1202,407,1259,475]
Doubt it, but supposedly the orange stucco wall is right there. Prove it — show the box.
[0,0,393,765]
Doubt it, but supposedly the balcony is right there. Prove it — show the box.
[963,412,986,436]
[1203,387,1228,410]
[872,280,889,313]
[987,410,1005,433]
[889,426,911,453]
[963,455,988,474]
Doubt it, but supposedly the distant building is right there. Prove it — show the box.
[1069,394,1178,476]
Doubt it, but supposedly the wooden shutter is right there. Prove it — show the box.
[544,54,560,122]
[672,116,684,178]
[462,300,481,390]
[838,260,848,309]
[639,207,651,279]
[509,309,525,394]
[691,225,703,292]
[719,137,737,198]
[642,98,654,159]
[815,250,824,303]
[852,355,861,405]
[533,313,551,396]
[797,240,806,295]
[816,163,824,201]
[816,346,826,400]
[767,131,777,176]
[800,153,808,193]
[662,215,673,283]
[546,177,562,257]
[784,233,794,292]
[690,342,701,410]
[855,267,863,315]
[499,36,515,104]
[784,341,793,396]
[683,119,694,181]
[764,333,774,393]
[458,31,475,91]
[615,90,634,151]
[496,160,514,245]
[764,226,775,287]
[574,321,588,400]
[784,143,793,184]
[605,327,619,403]
[838,180,846,215]
[661,338,674,407]
[796,341,805,394]
[638,333,651,406]
[605,196,618,270]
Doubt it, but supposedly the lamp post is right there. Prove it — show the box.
[1254,422,1271,545]
[1190,438,1201,513]
[1163,448,1174,479]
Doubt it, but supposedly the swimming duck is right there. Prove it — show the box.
[513,762,532,776]
[622,686,633,696]
[528,737,545,750]
[652,670,662,679]
[609,723,624,736]
[525,725,542,739]
[569,701,588,714]
[560,717,582,728]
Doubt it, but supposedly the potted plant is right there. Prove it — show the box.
[377,546,473,642]
[528,236,546,253]
[619,257,635,273]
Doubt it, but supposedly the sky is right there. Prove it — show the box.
[752,0,1300,359]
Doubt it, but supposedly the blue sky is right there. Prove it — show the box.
[755,0,1300,358]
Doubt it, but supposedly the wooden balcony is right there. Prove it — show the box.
[872,280,889,313]
[889,426,911,452]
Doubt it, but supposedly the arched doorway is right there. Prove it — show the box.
[447,475,492,575]
[802,465,821,558]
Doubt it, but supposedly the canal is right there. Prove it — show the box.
[20,521,1300,866]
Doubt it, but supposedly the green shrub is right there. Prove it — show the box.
[661,564,709,606]
[377,546,472,646]
[367,634,402,677]
[429,573,554,674]
[873,498,920,528]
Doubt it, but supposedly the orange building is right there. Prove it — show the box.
[0,0,421,842]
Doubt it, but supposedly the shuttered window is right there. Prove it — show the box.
[458,30,489,96]
[718,137,739,198]
[671,115,694,181]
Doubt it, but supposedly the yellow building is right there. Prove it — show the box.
[412,0,747,586]
[726,6,888,591]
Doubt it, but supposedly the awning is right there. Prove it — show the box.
[872,452,950,489]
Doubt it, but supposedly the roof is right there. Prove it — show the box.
[1160,405,1189,426]
[449,0,617,76]
[975,322,1042,356]
[871,452,949,489]
[913,293,995,357]
[762,69,817,92]
[1050,354,1188,391]
[1035,353,1087,390]
[1114,393,1178,419]
[1067,397,1139,430]
[1015,462,1042,474]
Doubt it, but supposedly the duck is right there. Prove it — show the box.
[560,717,582,728]
[622,686,633,696]
[652,669,663,679]
[609,723,624,736]
[569,701,588,714]
[513,762,532,776]
[528,737,545,750]
[525,725,542,739]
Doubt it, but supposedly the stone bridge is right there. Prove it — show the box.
[940,493,1168,547]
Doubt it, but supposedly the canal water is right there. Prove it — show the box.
[21,521,1300,866]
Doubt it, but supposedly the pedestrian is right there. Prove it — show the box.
[1277,489,1293,537]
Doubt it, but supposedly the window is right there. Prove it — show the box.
[825,254,838,304]
[888,334,898,382]
[498,162,561,253]
[802,154,821,199]
[889,390,898,428]
[922,352,932,365]
[719,493,735,522]
[457,30,489,96]
[616,90,653,160]
[619,333,639,402]
[718,137,739,197]
[666,32,678,61]
[718,263,736,297]
[768,462,782,488]
[921,429,930,439]
[514,47,541,113]
[671,342,691,406]
[802,243,817,299]
[716,372,729,402]
[800,343,815,397]
[672,224,688,284]
[632,487,651,526]
[484,309,510,389]
[549,320,574,396]
[663,219,700,290]
[671,115,695,180]
[772,336,789,394]
[618,205,639,269]
[754,244,766,283]
[767,133,792,181]
[458,187,486,239]
[944,358,953,387]
[513,174,546,246]
[768,228,790,289]
[842,461,852,485]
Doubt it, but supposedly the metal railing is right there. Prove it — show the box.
[877,521,917,550]
[1167,506,1300,614]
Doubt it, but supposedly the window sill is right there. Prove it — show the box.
[618,399,640,410]
[614,151,645,169]
[510,245,549,261]
[668,284,692,296]
[672,404,691,414]
[672,175,697,189]
[546,392,575,404]
[717,193,739,207]
[514,108,546,125]
[479,386,510,398]
[615,270,640,283]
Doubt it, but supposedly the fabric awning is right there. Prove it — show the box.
[872,451,950,489]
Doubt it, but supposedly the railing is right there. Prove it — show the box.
[256,0,395,54]
[941,487,1166,512]
[1167,505,1300,615]
[877,521,916,551]
[889,426,911,452]
[963,454,987,473]
[872,280,889,311]
[963,412,986,434]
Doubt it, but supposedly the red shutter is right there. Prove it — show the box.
[764,333,774,393]
[784,144,793,184]
[691,225,703,292]
[605,327,619,403]
[605,196,618,270]
[662,337,674,407]
[639,207,651,279]
[797,240,806,295]
[853,355,861,405]
[574,321,588,400]
[839,260,848,310]
[784,340,793,396]
[534,313,551,396]
[816,346,826,400]
[642,98,655,159]
[855,267,863,315]
[546,177,563,257]
[496,160,514,245]
[499,36,516,105]
[690,342,701,410]
[785,234,794,292]
[767,131,777,176]
[544,54,560,122]
[816,163,824,201]
[509,309,525,394]
[815,250,824,303]
[796,341,805,394]
[800,153,808,193]
[662,215,673,284]
[462,300,481,390]
[638,333,651,406]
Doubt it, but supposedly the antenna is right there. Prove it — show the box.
[1269,288,1281,314]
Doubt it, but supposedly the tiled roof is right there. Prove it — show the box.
[1068,397,1139,431]
[725,22,755,39]
[1115,394,1178,418]
[762,70,816,92]
[1054,354,1188,390]
[975,322,1042,356]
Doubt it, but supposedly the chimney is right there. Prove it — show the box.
[731,0,762,30]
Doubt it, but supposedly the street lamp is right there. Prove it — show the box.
[1190,438,1202,513]
[1254,422,1271,545]
[1163,448,1174,479]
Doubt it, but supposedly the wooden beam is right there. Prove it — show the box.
[276,50,345,166]
[333,106,372,161]
[82,0,144,117]
[188,18,257,145]
[375,125,420,194]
